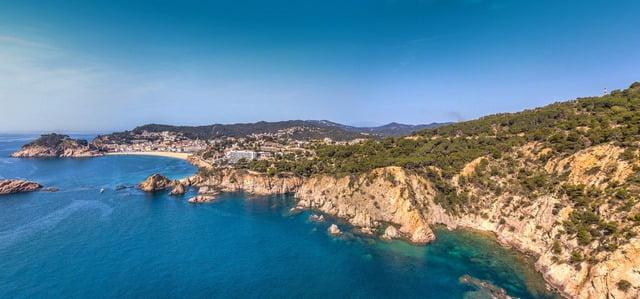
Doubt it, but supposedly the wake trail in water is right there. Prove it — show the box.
[0,200,113,251]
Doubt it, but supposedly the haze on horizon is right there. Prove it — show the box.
[1,0,639,133]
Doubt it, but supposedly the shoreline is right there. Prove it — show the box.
[105,151,193,160]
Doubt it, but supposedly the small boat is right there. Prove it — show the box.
[100,188,105,193]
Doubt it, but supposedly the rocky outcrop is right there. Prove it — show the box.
[328,224,342,235]
[0,180,42,195]
[309,214,326,222]
[188,185,220,204]
[138,174,176,192]
[295,167,436,244]
[459,275,514,299]
[169,183,186,195]
[11,134,101,158]
[381,225,399,240]
[188,195,216,204]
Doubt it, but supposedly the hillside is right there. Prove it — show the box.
[223,82,640,298]
[96,120,449,143]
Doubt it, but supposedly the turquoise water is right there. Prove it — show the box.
[0,134,560,298]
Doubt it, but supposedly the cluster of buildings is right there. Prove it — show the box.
[99,131,209,153]
[99,128,367,167]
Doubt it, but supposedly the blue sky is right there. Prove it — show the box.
[0,0,639,132]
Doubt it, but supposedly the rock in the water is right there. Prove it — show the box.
[188,195,216,204]
[187,185,220,204]
[410,226,435,244]
[138,174,175,192]
[328,224,342,235]
[0,180,43,195]
[359,226,376,235]
[382,225,399,240]
[115,185,129,191]
[169,183,186,195]
[42,187,60,192]
[309,214,325,222]
[459,275,514,299]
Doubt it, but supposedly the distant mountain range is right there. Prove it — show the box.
[308,120,452,137]
[121,120,451,141]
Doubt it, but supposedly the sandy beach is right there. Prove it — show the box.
[105,151,193,160]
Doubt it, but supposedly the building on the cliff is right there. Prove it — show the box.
[224,150,258,163]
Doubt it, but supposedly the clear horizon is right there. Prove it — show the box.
[1,0,639,132]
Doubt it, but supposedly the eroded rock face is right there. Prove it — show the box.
[194,169,303,195]
[0,180,42,195]
[295,167,436,244]
[138,174,175,192]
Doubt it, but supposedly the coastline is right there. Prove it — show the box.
[105,151,193,160]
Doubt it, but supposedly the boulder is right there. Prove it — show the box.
[0,180,43,195]
[382,225,399,240]
[188,195,216,204]
[328,224,342,235]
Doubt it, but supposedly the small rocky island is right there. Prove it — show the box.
[0,180,43,195]
[10,133,101,158]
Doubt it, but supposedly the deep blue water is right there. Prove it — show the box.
[0,134,560,298]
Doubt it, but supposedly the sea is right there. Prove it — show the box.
[0,134,561,298]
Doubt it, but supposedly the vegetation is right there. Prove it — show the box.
[244,83,640,179]
[26,133,89,148]
[617,279,632,292]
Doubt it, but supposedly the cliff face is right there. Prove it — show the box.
[295,167,436,244]
[194,169,304,195]
[0,180,42,195]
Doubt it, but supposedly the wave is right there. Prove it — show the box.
[0,200,113,251]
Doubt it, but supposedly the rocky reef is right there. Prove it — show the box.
[10,133,101,158]
[0,180,43,195]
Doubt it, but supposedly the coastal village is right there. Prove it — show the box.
[94,128,368,167]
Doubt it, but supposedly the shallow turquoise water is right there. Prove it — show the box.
[0,134,560,298]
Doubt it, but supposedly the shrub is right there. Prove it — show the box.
[617,279,632,292]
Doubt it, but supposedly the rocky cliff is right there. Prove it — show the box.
[0,180,43,195]
[193,169,304,195]
[193,143,640,299]
[295,167,436,244]
[10,134,101,158]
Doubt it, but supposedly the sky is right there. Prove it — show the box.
[0,0,639,132]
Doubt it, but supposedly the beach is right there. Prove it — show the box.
[105,151,193,160]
